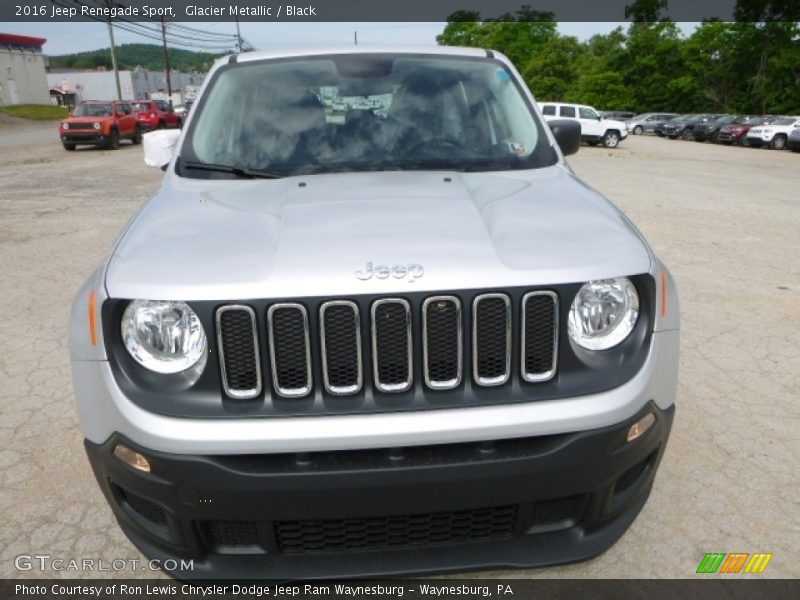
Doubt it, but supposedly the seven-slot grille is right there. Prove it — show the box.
[215,291,559,399]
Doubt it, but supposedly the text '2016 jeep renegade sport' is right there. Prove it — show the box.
[69,47,679,580]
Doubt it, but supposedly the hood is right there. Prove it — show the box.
[62,116,112,126]
[105,166,652,300]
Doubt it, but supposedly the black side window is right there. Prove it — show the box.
[559,106,576,118]
[541,105,556,116]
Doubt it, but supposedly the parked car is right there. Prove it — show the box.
[601,110,635,121]
[692,115,736,142]
[173,99,194,121]
[69,47,678,580]
[746,116,800,149]
[715,115,768,146]
[664,114,718,140]
[59,100,140,151]
[132,99,182,131]
[627,113,679,135]
[539,102,628,148]
[654,114,687,137]
[788,127,800,152]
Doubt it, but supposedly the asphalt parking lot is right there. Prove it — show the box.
[0,119,798,579]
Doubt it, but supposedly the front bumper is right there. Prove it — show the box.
[61,132,107,145]
[86,401,674,580]
[746,135,768,147]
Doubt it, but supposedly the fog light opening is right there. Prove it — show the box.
[627,413,655,442]
[113,444,151,473]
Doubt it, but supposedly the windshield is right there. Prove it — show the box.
[181,54,554,177]
[772,117,797,126]
[75,103,112,117]
[713,115,735,124]
[132,102,152,112]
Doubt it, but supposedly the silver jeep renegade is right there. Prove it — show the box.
[69,47,679,579]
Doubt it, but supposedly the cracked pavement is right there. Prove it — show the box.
[0,120,798,579]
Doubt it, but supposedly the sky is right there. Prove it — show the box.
[1,21,699,56]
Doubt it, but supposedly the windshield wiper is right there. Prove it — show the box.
[180,160,284,179]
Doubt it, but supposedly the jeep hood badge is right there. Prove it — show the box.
[356,262,424,283]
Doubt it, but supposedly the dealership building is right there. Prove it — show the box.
[0,33,50,106]
[47,68,205,106]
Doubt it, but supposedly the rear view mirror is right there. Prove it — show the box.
[143,129,181,169]
[548,119,581,156]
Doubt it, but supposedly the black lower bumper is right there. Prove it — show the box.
[85,402,674,580]
[61,133,106,145]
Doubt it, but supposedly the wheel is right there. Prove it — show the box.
[681,129,693,141]
[62,142,76,151]
[738,136,749,147]
[602,130,620,148]
[769,135,787,150]
[158,121,166,130]
[633,125,643,135]
[107,129,120,150]
[656,131,665,137]
[131,126,142,145]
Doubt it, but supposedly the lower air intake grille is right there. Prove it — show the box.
[205,520,260,547]
[268,303,312,397]
[371,299,412,392]
[119,488,167,525]
[275,505,518,555]
[473,294,511,385]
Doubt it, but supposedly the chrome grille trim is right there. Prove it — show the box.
[422,295,463,390]
[521,291,559,383]
[267,303,312,398]
[371,298,413,393]
[216,305,262,400]
[472,293,512,387]
[319,300,363,395]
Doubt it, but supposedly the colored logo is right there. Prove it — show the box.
[696,552,773,574]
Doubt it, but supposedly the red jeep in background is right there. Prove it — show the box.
[132,99,182,131]
[59,101,141,151]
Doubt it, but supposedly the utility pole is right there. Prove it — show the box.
[235,15,242,53]
[106,1,121,100]
[160,17,173,107]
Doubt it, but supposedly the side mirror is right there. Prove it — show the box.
[143,129,181,169]
[548,119,581,157]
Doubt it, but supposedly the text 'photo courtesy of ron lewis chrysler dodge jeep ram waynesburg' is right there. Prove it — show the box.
[68,47,679,580]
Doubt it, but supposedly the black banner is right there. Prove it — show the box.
[3,580,800,600]
[4,0,799,23]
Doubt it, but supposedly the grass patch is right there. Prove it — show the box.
[0,104,69,121]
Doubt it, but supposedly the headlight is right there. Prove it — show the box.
[62,123,69,130]
[93,122,101,130]
[121,300,207,373]
[568,278,639,350]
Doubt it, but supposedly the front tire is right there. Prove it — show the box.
[107,129,120,150]
[62,142,76,151]
[681,129,693,141]
[769,135,787,150]
[131,126,142,145]
[633,125,643,135]
[603,130,620,148]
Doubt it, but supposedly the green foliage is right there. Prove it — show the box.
[437,6,800,114]
[0,104,69,120]
[49,44,221,73]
